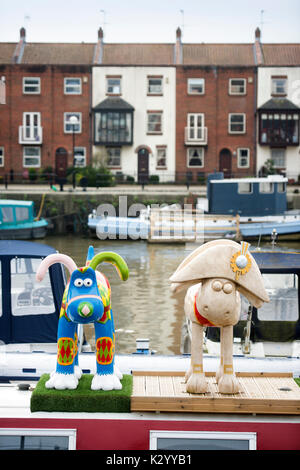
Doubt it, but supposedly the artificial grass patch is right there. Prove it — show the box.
[30,373,133,413]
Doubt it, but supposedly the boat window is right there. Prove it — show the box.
[0,428,76,450]
[258,273,298,321]
[149,431,256,450]
[259,182,274,193]
[15,206,29,221]
[10,257,55,316]
[1,206,14,223]
[277,182,286,193]
[238,182,252,193]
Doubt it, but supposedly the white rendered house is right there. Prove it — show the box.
[92,65,176,183]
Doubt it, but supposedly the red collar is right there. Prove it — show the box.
[194,293,215,327]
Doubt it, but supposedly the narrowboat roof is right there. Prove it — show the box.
[252,250,300,273]
[0,199,34,207]
[0,240,56,257]
[210,175,288,184]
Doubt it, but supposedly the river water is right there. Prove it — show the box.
[39,234,300,356]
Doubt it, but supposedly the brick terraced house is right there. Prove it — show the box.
[0,27,299,183]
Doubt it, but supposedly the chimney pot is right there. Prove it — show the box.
[98,27,104,39]
[20,27,26,39]
[176,27,182,40]
[255,27,261,40]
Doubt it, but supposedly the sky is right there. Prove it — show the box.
[1,0,300,44]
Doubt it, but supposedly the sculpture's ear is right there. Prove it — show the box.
[36,253,77,282]
[170,279,201,294]
[236,285,266,309]
[89,252,129,281]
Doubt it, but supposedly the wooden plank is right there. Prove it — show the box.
[159,375,174,397]
[145,375,160,396]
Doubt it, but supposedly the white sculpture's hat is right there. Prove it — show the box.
[170,239,269,308]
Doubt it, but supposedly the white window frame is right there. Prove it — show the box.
[149,430,257,450]
[271,77,287,95]
[0,147,4,167]
[147,76,163,95]
[64,77,82,95]
[156,147,167,168]
[259,182,274,193]
[23,146,41,168]
[23,77,41,94]
[64,113,82,133]
[147,111,163,134]
[106,77,121,95]
[187,147,204,168]
[238,182,253,194]
[187,78,205,95]
[270,148,286,168]
[229,113,246,134]
[229,78,246,95]
[0,428,76,450]
[74,146,86,167]
[237,148,250,168]
[106,147,121,167]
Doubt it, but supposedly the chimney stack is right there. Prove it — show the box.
[12,27,26,63]
[175,27,183,65]
[94,27,104,64]
[254,27,264,65]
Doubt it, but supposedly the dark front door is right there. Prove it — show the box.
[138,148,149,184]
[55,147,68,178]
[219,148,232,178]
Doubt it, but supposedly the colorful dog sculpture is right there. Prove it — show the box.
[36,246,129,391]
[170,240,269,394]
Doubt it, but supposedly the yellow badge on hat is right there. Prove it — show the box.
[230,241,252,280]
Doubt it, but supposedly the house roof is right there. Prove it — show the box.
[182,43,256,66]
[261,44,300,66]
[93,97,134,111]
[0,43,17,64]
[20,43,95,65]
[258,98,300,111]
[101,43,175,65]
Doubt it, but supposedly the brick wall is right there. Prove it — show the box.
[0,64,91,176]
[176,65,257,181]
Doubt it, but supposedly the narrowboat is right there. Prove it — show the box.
[0,200,48,239]
[0,241,299,451]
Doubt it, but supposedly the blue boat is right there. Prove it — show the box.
[0,199,48,239]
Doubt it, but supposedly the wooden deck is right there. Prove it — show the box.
[131,371,300,415]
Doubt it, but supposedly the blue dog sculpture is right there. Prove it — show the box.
[36,246,129,390]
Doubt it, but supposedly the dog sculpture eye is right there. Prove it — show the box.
[74,278,84,287]
[83,278,93,287]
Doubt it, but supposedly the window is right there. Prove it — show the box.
[106,77,121,95]
[74,147,86,167]
[107,147,121,167]
[1,206,13,223]
[150,431,256,450]
[23,77,40,94]
[0,429,76,450]
[10,257,55,316]
[23,147,41,167]
[229,114,246,133]
[238,182,252,193]
[95,112,133,144]
[64,78,82,94]
[272,77,287,95]
[15,206,29,221]
[0,147,4,167]
[147,112,163,134]
[187,78,205,95]
[271,148,286,168]
[259,182,274,193]
[260,112,299,146]
[278,182,286,193]
[186,114,205,141]
[237,148,250,168]
[187,148,204,167]
[21,112,42,143]
[156,147,167,168]
[229,78,246,95]
[148,76,163,95]
[64,113,81,133]
[258,273,298,321]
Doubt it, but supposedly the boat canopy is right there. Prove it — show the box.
[0,241,65,345]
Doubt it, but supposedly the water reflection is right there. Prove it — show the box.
[38,235,300,355]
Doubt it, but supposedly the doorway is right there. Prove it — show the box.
[55,147,68,178]
[219,148,232,178]
[137,148,149,184]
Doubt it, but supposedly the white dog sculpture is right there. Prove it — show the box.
[170,240,269,394]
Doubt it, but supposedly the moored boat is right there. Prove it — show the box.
[0,200,48,239]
